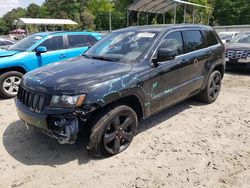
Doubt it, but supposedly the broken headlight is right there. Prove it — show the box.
[50,94,86,108]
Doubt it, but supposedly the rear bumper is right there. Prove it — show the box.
[226,61,250,69]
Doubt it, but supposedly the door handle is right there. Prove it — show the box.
[181,59,188,64]
[59,54,66,58]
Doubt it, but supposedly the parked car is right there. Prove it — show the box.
[15,24,225,157]
[218,31,238,43]
[0,38,15,49]
[225,32,250,69]
[0,31,102,98]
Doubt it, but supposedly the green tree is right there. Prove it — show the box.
[212,0,250,25]
[0,18,8,34]
[26,4,41,18]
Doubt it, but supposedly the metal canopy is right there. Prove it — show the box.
[17,18,78,25]
[128,0,176,14]
[127,0,212,26]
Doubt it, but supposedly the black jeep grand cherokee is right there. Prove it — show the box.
[15,25,225,157]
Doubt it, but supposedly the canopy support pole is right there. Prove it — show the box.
[192,7,195,23]
[137,12,140,25]
[147,12,149,25]
[174,2,177,24]
[127,10,130,27]
[184,4,186,23]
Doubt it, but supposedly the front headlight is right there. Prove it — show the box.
[50,94,86,108]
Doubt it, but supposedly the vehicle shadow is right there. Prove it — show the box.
[137,98,202,134]
[3,121,91,166]
[3,98,204,166]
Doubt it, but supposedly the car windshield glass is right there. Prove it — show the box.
[8,34,44,51]
[230,33,250,43]
[85,31,159,63]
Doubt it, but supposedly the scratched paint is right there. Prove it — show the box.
[96,73,173,108]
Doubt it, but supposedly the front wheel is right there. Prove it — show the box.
[199,70,222,104]
[0,71,23,98]
[88,105,138,157]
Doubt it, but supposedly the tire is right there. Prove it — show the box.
[88,105,138,157]
[0,71,23,99]
[199,70,222,104]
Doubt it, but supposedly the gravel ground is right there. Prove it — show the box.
[0,70,250,188]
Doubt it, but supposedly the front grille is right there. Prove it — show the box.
[17,86,49,113]
[225,50,250,59]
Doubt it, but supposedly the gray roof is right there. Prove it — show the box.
[127,0,211,14]
[17,18,78,25]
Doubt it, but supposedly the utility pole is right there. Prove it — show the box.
[108,0,112,31]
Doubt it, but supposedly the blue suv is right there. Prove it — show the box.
[0,31,102,98]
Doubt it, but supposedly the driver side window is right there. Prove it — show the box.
[39,36,64,51]
[159,31,184,56]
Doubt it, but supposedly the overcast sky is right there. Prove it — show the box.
[0,0,45,17]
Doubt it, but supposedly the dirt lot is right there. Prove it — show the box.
[0,70,250,188]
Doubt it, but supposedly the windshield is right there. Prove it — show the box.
[8,34,44,51]
[230,33,250,43]
[85,31,159,62]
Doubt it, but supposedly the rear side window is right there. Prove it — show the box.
[85,35,97,43]
[182,30,205,53]
[40,36,65,51]
[202,30,219,47]
[68,35,97,48]
[158,31,184,56]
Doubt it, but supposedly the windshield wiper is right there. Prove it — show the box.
[89,55,119,62]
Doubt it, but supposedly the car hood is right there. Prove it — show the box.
[0,50,19,57]
[22,56,133,94]
[226,43,250,51]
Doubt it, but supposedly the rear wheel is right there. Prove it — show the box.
[0,71,23,98]
[199,70,222,103]
[88,105,138,157]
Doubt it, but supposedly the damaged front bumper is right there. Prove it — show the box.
[15,99,81,144]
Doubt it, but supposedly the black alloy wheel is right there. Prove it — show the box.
[103,114,135,155]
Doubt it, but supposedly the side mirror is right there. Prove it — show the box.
[36,46,47,55]
[157,48,176,62]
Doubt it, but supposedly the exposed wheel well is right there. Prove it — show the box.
[0,67,27,75]
[213,64,224,78]
[103,95,144,121]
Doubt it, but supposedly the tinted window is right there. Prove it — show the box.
[203,30,218,47]
[68,35,97,48]
[39,36,64,51]
[85,35,97,43]
[182,30,205,53]
[158,31,184,56]
[0,41,5,46]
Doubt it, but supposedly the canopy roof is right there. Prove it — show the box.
[17,18,78,25]
[127,0,211,14]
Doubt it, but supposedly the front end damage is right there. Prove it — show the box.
[44,115,80,144]
[16,94,98,145]
[41,105,98,144]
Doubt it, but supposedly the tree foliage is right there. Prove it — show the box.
[0,0,250,35]
[212,0,250,25]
